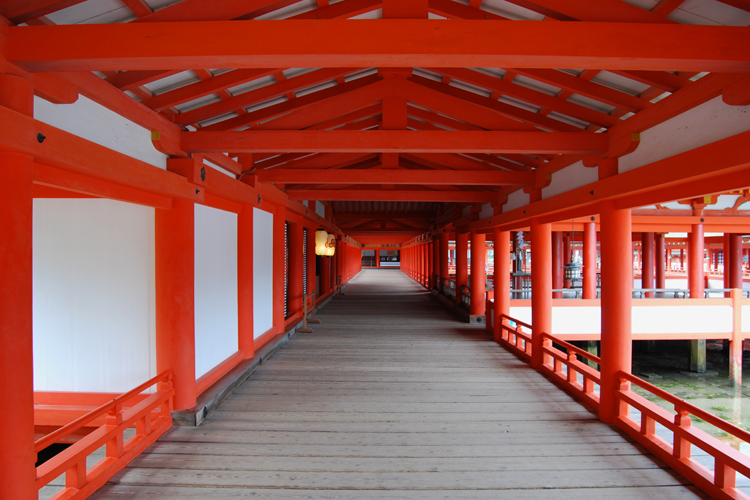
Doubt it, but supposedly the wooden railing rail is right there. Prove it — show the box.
[35,371,174,500]
[616,371,750,500]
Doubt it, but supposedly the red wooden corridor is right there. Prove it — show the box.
[86,270,708,499]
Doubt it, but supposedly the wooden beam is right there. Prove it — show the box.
[8,21,750,73]
[257,168,535,186]
[181,130,608,154]
[285,188,502,202]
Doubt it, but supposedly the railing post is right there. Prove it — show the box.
[105,403,125,459]
[308,291,321,324]
[672,406,692,460]
[297,293,313,333]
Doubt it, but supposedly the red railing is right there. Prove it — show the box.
[36,371,174,500]
[540,332,600,412]
[497,314,532,362]
[616,372,750,500]
[496,313,750,500]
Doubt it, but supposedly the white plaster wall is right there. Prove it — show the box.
[509,306,532,325]
[552,307,601,335]
[194,205,239,378]
[33,95,168,170]
[543,160,598,199]
[316,201,325,219]
[504,190,528,213]
[632,305,733,335]
[743,305,750,335]
[33,199,156,392]
[619,97,750,174]
[253,208,274,338]
[479,202,494,219]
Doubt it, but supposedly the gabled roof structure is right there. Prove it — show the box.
[3,0,749,245]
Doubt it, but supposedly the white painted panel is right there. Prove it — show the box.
[253,208,274,339]
[479,202,494,219]
[34,95,168,169]
[33,199,155,392]
[194,205,239,378]
[743,305,750,334]
[632,305,733,335]
[504,190,528,213]
[543,160,598,199]
[620,97,750,174]
[316,201,325,219]
[552,307,601,335]
[509,306,532,325]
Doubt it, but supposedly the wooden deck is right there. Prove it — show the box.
[92,270,708,499]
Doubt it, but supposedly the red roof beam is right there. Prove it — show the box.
[256,168,535,186]
[10,21,750,73]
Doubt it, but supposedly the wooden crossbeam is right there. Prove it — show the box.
[256,169,535,186]
[8,21,750,73]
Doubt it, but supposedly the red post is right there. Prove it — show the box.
[493,228,510,343]
[655,233,666,290]
[583,221,597,299]
[530,219,552,370]
[238,205,254,358]
[456,231,469,304]
[439,230,450,292]
[0,152,36,499]
[563,232,572,289]
[470,231,486,318]
[288,221,303,315]
[156,197,197,411]
[307,228,316,295]
[728,233,743,290]
[552,231,563,298]
[432,237,440,289]
[641,232,654,297]
[688,224,705,298]
[599,201,633,424]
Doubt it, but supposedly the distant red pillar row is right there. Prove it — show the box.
[470,231,486,318]
[599,201,633,424]
[156,197,197,411]
[493,229,510,343]
[0,151,36,500]
[655,233,666,290]
[531,219,552,370]
[641,232,654,297]
[456,231,469,305]
[582,221,597,300]
[552,231,563,298]
[688,224,705,299]
[439,231,450,292]
[238,205,254,358]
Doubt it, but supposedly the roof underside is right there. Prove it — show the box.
[5,0,750,242]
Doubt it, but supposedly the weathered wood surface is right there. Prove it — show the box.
[92,270,708,499]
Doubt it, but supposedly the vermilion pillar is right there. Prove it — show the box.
[456,231,469,304]
[493,228,510,343]
[688,224,706,372]
[728,233,744,290]
[530,219,552,370]
[655,233,666,290]
[288,221,303,318]
[563,232,572,289]
[641,232,654,298]
[470,231,487,318]
[599,201,633,424]
[307,228,316,295]
[427,241,434,288]
[0,151,35,499]
[272,206,286,327]
[432,237,440,289]
[320,253,331,296]
[583,221,597,300]
[156,197,197,411]
[688,224,705,298]
[552,231,563,298]
[238,205,254,358]
[439,231,450,292]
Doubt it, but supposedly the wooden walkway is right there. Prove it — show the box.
[92,270,708,499]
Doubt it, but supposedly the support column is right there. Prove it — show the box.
[439,231,450,292]
[599,201,633,424]
[552,231,563,298]
[288,221,303,318]
[307,228,316,295]
[456,231,469,305]
[238,205,254,358]
[432,237,440,289]
[655,233,666,290]
[641,232,654,297]
[272,207,286,327]
[156,197,197,411]
[563,232,572,289]
[688,224,706,372]
[320,253,331,296]
[531,219,552,370]
[583,221,597,299]
[728,233,744,290]
[493,229,510,343]
[0,152,35,499]
[470,231,487,320]
[427,241,434,288]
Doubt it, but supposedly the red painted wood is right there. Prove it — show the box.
[531,219,551,370]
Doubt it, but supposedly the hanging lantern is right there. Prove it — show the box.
[326,233,336,256]
[563,219,582,281]
[315,228,328,256]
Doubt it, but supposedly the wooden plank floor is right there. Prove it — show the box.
[92,270,709,499]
